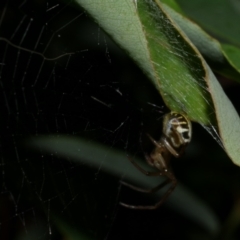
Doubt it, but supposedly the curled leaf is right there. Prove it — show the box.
[75,0,240,164]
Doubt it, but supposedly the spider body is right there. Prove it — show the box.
[120,112,192,210]
[162,112,192,156]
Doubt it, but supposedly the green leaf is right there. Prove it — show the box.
[222,44,240,73]
[75,0,240,165]
[162,3,240,82]
[76,0,214,123]
[160,0,184,14]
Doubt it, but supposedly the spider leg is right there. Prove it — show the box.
[146,133,162,148]
[120,178,170,193]
[153,178,177,209]
[127,156,164,176]
[120,178,177,210]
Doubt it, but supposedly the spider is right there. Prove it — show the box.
[120,112,192,210]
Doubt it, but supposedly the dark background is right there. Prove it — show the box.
[0,0,240,239]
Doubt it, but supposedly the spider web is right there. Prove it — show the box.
[0,0,223,239]
[0,0,171,239]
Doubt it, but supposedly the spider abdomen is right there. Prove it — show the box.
[162,112,192,156]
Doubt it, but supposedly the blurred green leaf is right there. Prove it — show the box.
[29,135,220,235]
[176,0,240,46]
[55,218,90,240]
